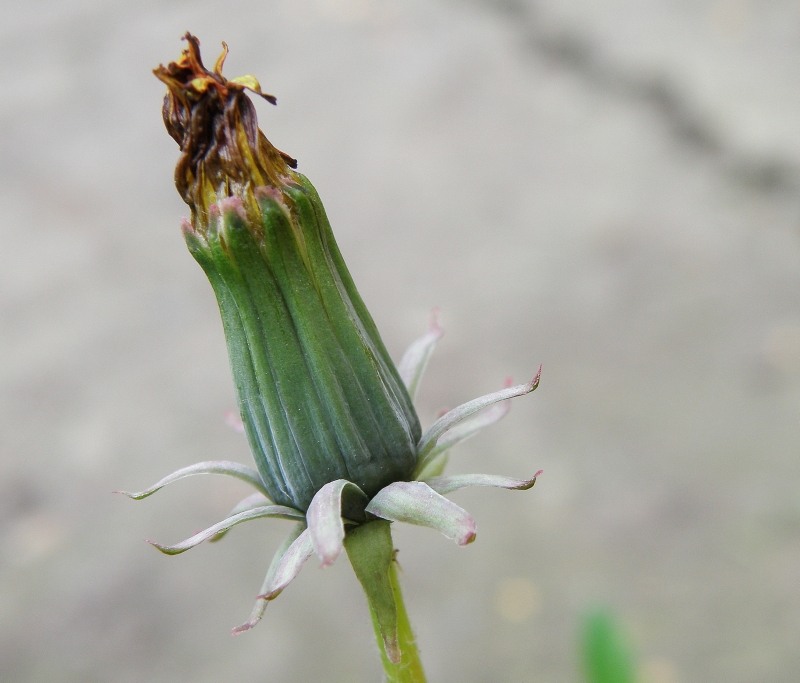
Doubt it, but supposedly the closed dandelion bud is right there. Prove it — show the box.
[125,34,541,658]
[154,34,420,511]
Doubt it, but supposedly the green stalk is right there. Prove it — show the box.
[344,521,427,683]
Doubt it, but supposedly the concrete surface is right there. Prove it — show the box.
[2,1,799,681]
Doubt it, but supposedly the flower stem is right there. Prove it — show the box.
[344,520,427,682]
[379,558,427,683]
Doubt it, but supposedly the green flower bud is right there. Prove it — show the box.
[154,34,420,511]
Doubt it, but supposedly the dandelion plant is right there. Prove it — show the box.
[121,33,542,682]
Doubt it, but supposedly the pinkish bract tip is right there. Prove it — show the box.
[255,185,284,202]
[224,410,245,434]
[218,196,247,220]
[428,307,443,336]
[231,621,256,636]
[530,364,543,390]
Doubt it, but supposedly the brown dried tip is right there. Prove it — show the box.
[154,33,297,223]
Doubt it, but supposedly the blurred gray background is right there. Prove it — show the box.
[2,1,799,681]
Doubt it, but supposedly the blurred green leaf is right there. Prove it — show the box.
[582,608,637,683]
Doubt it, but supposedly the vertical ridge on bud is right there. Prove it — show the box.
[157,34,421,510]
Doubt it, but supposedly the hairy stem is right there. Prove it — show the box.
[344,520,427,682]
